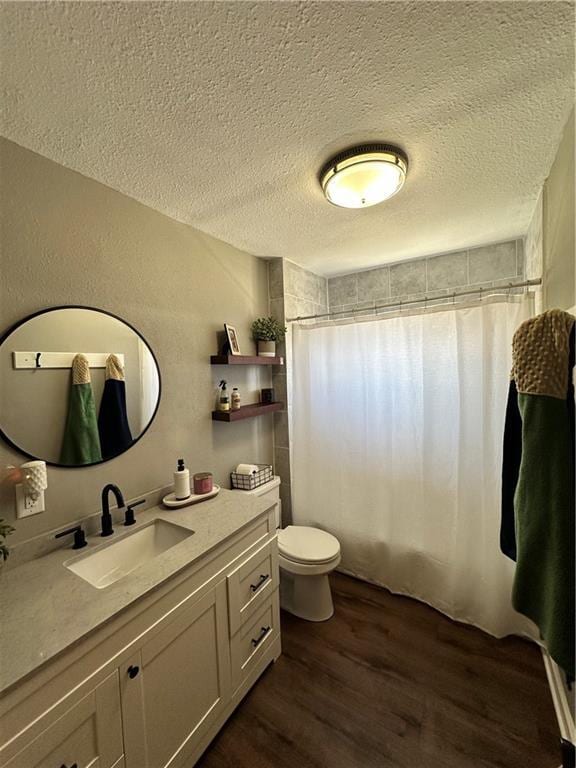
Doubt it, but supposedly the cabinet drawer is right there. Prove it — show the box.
[227,539,278,635]
[2,671,122,768]
[230,590,279,691]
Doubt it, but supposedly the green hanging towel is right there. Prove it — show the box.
[502,309,575,677]
[60,354,103,465]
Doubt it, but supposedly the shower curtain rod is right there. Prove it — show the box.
[286,277,542,323]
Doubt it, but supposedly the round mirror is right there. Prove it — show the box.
[0,306,161,467]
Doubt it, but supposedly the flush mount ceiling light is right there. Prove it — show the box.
[319,144,408,209]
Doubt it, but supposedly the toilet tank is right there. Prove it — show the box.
[232,475,281,528]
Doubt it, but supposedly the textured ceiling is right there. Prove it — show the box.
[1,1,574,276]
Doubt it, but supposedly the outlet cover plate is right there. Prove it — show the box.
[15,484,45,518]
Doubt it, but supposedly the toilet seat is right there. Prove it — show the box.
[278,525,340,565]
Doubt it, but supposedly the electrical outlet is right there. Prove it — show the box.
[15,484,45,518]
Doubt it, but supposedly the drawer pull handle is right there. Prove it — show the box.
[127,665,140,679]
[250,574,270,593]
[60,764,78,768]
[251,625,271,647]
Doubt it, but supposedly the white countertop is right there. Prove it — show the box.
[0,489,272,695]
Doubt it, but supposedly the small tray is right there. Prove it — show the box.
[162,485,220,508]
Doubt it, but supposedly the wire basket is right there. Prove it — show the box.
[230,464,273,491]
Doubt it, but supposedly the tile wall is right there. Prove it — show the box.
[268,259,328,524]
[328,239,525,316]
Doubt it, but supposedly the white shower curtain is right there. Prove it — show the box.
[290,296,537,638]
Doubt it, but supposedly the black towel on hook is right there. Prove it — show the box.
[500,379,522,561]
[98,354,133,460]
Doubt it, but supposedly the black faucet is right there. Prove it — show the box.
[101,484,125,537]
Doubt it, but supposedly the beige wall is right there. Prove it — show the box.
[543,109,575,310]
[0,138,273,544]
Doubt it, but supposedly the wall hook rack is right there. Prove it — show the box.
[12,352,125,370]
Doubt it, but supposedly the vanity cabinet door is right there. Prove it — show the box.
[121,581,231,768]
[2,670,122,768]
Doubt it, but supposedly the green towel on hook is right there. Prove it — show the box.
[513,391,574,676]
[502,310,575,677]
[60,354,102,465]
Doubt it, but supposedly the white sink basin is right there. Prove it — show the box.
[65,519,194,589]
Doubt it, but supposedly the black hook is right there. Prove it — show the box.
[35,352,41,368]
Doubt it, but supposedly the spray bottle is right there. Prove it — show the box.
[218,380,230,412]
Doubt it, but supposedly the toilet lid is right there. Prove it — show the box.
[278,526,340,564]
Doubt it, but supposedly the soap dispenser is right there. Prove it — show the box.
[174,458,191,500]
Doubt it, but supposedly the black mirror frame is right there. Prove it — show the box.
[0,305,162,468]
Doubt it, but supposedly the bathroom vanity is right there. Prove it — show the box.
[0,490,281,768]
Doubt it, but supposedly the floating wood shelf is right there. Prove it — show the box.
[211,402,283,422]
[210,354,284,366]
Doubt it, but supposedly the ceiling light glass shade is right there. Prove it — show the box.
[320,145,408,209]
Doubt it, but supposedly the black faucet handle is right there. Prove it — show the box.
[55,525,87,550]
[124,499,145,526]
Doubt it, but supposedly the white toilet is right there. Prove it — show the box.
[233,476,341,621]
[277,524,341,621]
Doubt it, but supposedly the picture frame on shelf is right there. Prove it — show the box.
[224,324,241,355]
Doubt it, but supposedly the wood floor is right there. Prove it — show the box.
[197,573,560,768]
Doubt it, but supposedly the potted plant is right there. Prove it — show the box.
[251,317,287,357]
